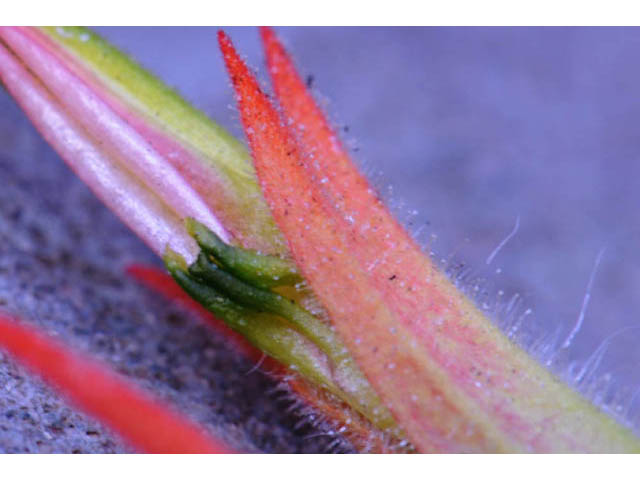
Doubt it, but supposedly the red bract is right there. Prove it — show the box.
[0,312,234,453]
[220,29,640,452]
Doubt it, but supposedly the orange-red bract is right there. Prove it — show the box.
[219,28,640,453]
[0,312,234,453]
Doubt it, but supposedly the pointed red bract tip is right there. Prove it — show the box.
[217,30,245,83]
[0,312,234,453]
[258,27,281,62]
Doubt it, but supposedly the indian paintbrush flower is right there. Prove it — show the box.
[0,26,638,453]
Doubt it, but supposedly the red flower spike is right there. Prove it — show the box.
[221,29,640,452]
[0,312,234,454]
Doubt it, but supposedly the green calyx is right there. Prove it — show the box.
[164,219,398,434]
[185,217,301,289]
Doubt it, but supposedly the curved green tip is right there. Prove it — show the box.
[185,217,302,289]
[163,247,189,273]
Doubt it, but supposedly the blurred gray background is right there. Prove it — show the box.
[1,27,640,452]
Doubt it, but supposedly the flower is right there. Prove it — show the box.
[0,26,638,453]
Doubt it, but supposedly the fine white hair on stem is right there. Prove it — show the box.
[574,326,640,385]
[304,431,336,440]
[561,247,606,349]
[486,215,520,265]
[245,352,266,375]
